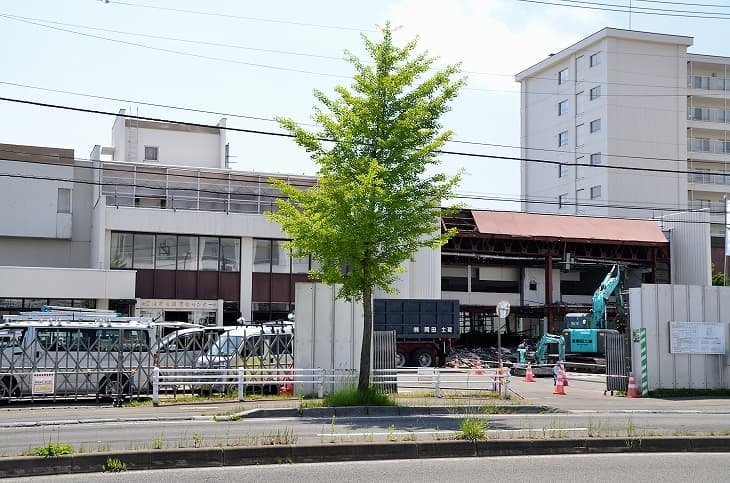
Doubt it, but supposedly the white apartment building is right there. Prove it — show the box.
[516,28,727,269]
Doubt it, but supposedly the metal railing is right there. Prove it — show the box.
[687,106,730,124]
[688,137,730,154]
[688,200,726,213]
[150,366,512,405]
[688,170,730,185]
[688,75,730,91]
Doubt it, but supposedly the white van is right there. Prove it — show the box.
[152,326,226,369]
[195,322,294,393]
[0,311,154,401]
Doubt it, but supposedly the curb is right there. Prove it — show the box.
[2,437,729,478]
[220,404,558,421]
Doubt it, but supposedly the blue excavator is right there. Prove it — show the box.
[562,263,624,360]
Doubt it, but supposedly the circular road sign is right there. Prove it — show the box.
[497,300,511,318]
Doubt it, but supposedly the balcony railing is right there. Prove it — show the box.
[688,200,726,214]
[687,106,730,124]
[688,75,730,91]
[688,170,730,186]
[100,162,316,215]
[688,137,730,154]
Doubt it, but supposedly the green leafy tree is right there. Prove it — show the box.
[268,23,465,391]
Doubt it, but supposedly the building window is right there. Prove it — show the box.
[590,119,601,133]
[110,232,134,268]
[559,193,568,209]
[590,85,601,100]
[558,99,568,116]
[198,237,220,271]
[590,185,601,199]
[220,237,241,272]
[558,131,568,147]
[590,153,602,165]
[57,188,71,213]
[177,236,198,271]
[558,163,568,178]
[132,233,155,269]
[589,52,600,67]
[558,68,568,85]
[144,146,158,161]
[155,234,177,270]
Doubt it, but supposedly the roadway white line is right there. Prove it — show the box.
[317,428,588,437]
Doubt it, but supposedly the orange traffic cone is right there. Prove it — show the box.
[561,363,569,386]
[627,375,639,398]
[279,371,294,396]
[524,362,536,382]
[474,360,486,376]
[553,368,566,395]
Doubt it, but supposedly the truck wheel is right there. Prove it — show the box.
[413,349,434,368]
[395,351,408,368]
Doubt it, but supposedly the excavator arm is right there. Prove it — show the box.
[592,264,623,329]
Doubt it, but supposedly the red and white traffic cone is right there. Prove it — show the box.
[627,374,639,398]
[553,368,566,395]
[524,362,536,382]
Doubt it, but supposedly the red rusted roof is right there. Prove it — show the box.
[471,210,668,245]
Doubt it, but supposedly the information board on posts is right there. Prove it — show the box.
[669,321,726,355]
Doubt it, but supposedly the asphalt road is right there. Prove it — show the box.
[11,453,730,482]
[4,411,730,456]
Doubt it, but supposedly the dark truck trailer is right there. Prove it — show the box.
[373,299,460,367]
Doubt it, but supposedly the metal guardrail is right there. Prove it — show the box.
[151,367,512,405]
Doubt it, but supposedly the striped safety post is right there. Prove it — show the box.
[640,328,649,397]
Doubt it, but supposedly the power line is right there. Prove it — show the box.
[0,169,721,222]
[6,13,725,96]
[0,13,345,61]
[0,14,348,79]
[0,95,723,180]
[0,79,706,166]
[515,0,730,19]
[104,1,377,33]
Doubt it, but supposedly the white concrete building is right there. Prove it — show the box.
[0,143,135,317]
[516,28,729,270]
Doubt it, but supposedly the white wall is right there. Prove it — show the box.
[294,283,363,393]
[0,160,74,239]
[523,267,561,305]
[629,284,730,390]
[661,211,712,286]
[105,206,284,239]
[132,127,223,168]
[0,266,136,299]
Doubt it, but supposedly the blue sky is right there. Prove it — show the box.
[2,0,729,210]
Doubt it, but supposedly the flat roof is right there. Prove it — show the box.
[515,27,693,81]
[471,210,668,245]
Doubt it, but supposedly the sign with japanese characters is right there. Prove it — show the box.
[669,321,725,354]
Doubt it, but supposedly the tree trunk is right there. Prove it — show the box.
[358,284,373,392]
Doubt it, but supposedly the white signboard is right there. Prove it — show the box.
[669,321,726,354]
[32,372,55,395]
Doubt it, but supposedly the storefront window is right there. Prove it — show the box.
[110,232,133,268]
[132,234,155,269]
[198,237,220,271]
[253,239,272,272]
[156,234,177,270]
[220,238,241,272]
[271,240,289,274]
[177,236,198,271]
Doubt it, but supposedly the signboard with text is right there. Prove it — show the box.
[32,372,55,395]
[669,321,726,354]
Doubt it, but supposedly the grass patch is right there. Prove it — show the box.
[322,387,396,407]
[31,443,74,457]
[102,456,127,472]
[649,388,730,398]
[455,417,488,441]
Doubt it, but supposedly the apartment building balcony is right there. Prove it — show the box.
[688,137,730,162]
[687,75,730,100]
[688,170,730,196]
[687,106,730,130]
[687,199,726,224]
